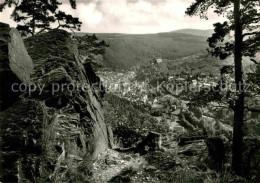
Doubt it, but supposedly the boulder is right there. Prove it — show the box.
[0,23,33,111]
[177,136,225,171]
[178,136,206,146]
[0,27,110,182]
[178,140,207,156]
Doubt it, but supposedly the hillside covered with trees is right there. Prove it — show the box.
[76,32,209,69]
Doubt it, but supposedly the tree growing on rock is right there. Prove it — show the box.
[73,34,109,68]
[0,0,82,36]
[186,0,260,176]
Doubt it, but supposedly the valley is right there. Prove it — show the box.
[1,0,259,181]
[87,29,260,182]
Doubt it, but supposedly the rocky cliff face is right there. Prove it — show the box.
[0,23,33,111]
[0,23,111,182]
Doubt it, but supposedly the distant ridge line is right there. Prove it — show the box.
[74,28,214,38]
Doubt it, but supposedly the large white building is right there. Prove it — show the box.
[156,58,163,63]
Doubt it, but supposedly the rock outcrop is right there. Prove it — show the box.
[0,24,110,182]
[0,23,33,111]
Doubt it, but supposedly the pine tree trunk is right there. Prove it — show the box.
[232,0,244,176]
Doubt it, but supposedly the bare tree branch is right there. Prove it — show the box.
[243,31,260,38]
[249,58,259,64]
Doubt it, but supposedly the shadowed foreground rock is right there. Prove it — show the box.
[114,132,162,155]
[0,25,110,182]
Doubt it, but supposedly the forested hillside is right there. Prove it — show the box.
[171,29,214,37]
[99,32,208,69]
[76,31,209,69]
[77,31,254,71]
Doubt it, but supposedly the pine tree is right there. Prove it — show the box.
[0,0,82,36]
[186,0,260,176]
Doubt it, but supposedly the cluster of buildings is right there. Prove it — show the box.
[97,68,224,134]
[97,71,153,104]
[191,78,218,88]
[165,73,220,94]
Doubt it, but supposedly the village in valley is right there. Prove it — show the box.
[1,0,260,182]
[97,57,233,136]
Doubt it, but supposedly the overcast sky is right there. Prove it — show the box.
[0,0,226,34]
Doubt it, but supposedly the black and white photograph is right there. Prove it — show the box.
[0,0,259,182]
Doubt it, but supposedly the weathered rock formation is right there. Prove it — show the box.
[0,23,110,182]
[0,23,33,111]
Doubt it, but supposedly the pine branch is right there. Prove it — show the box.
[242,31,260,38]
[249,58,259,64]
[36,27,51,35]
